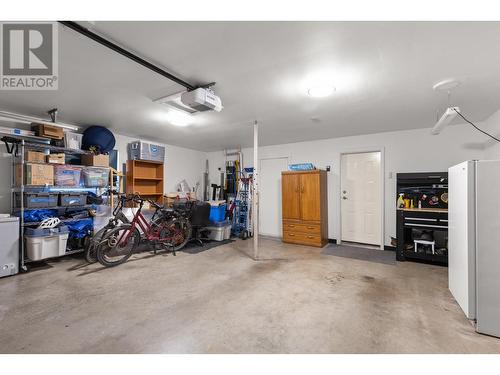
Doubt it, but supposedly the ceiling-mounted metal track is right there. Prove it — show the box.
[59,21,212,91]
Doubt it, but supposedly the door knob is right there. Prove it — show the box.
[342,196,348,200]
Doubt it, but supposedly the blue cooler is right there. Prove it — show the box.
[209,203,226,223]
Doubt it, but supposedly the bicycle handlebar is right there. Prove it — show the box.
[126,194,164,210]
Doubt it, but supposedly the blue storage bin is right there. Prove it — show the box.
[59,192,87,207]
[288,163,315,171]
[15,192,58,208]
[209,204,226,223]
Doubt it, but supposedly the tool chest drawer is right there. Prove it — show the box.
[401,211,448,230]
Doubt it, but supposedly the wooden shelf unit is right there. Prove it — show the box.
[281,170,328,248]
[126,160,164,202]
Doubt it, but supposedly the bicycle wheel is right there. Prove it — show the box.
[85,226,110,263]
[96,224,141,267]
[153,216,192,252]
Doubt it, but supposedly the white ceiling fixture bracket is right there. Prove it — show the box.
[431,78,461,135]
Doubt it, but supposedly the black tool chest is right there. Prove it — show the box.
[396,172,448,265]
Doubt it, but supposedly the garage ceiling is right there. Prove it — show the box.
[1,21,500,151]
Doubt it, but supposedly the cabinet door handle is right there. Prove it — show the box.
[307,235,314,239]
[289,233,295,236]
[289,224,295,228]
[307,226,315,229]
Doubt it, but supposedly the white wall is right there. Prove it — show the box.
[207,123,488,246]
[0,131,207,213]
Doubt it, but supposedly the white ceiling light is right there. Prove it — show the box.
[165,109,193,127]
[307,86,335,98]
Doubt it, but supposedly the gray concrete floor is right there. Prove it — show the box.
[0,238,499,353]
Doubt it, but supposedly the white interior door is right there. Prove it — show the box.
[259,157,288,237]
[341,152,381,245]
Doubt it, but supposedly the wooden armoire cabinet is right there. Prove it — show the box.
[281,170,328,247]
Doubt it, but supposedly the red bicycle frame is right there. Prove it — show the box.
[116,201,179,247]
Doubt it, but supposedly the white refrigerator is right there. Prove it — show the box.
[449,160,500,337]
[0,216,19,278]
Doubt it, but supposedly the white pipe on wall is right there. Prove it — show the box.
[253,120,259,260]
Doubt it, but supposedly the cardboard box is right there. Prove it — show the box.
[31,123,64,140]
[81,154,109,167]
[16,163,54,186]
[25,150,46,163]
[46,153,65,164]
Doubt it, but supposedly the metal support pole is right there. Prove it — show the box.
[252,120,259,260]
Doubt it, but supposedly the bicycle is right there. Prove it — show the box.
[84,192,132,263]
[96,195,191,267]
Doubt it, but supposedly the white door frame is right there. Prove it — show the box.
[258,156,289,238]
[338,147,385,250]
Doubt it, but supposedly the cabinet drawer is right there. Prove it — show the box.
[283,221,320,234]
[283,230,322,246]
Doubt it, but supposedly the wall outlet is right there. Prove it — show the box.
[326,165,331,172]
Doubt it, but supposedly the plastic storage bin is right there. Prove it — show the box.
[206,222,231,242]
[15,192,58,208]
[25,225,69,236]
[54,165,82,186]
[206,226,225,241]
[64,131,83,150]
[209,203,226,223]
[288,163,315,171]
[223,224,231,240]
[25,232,69,260]
[128,141,165,162]
[82,167,109,187]
[59,192,87,206]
